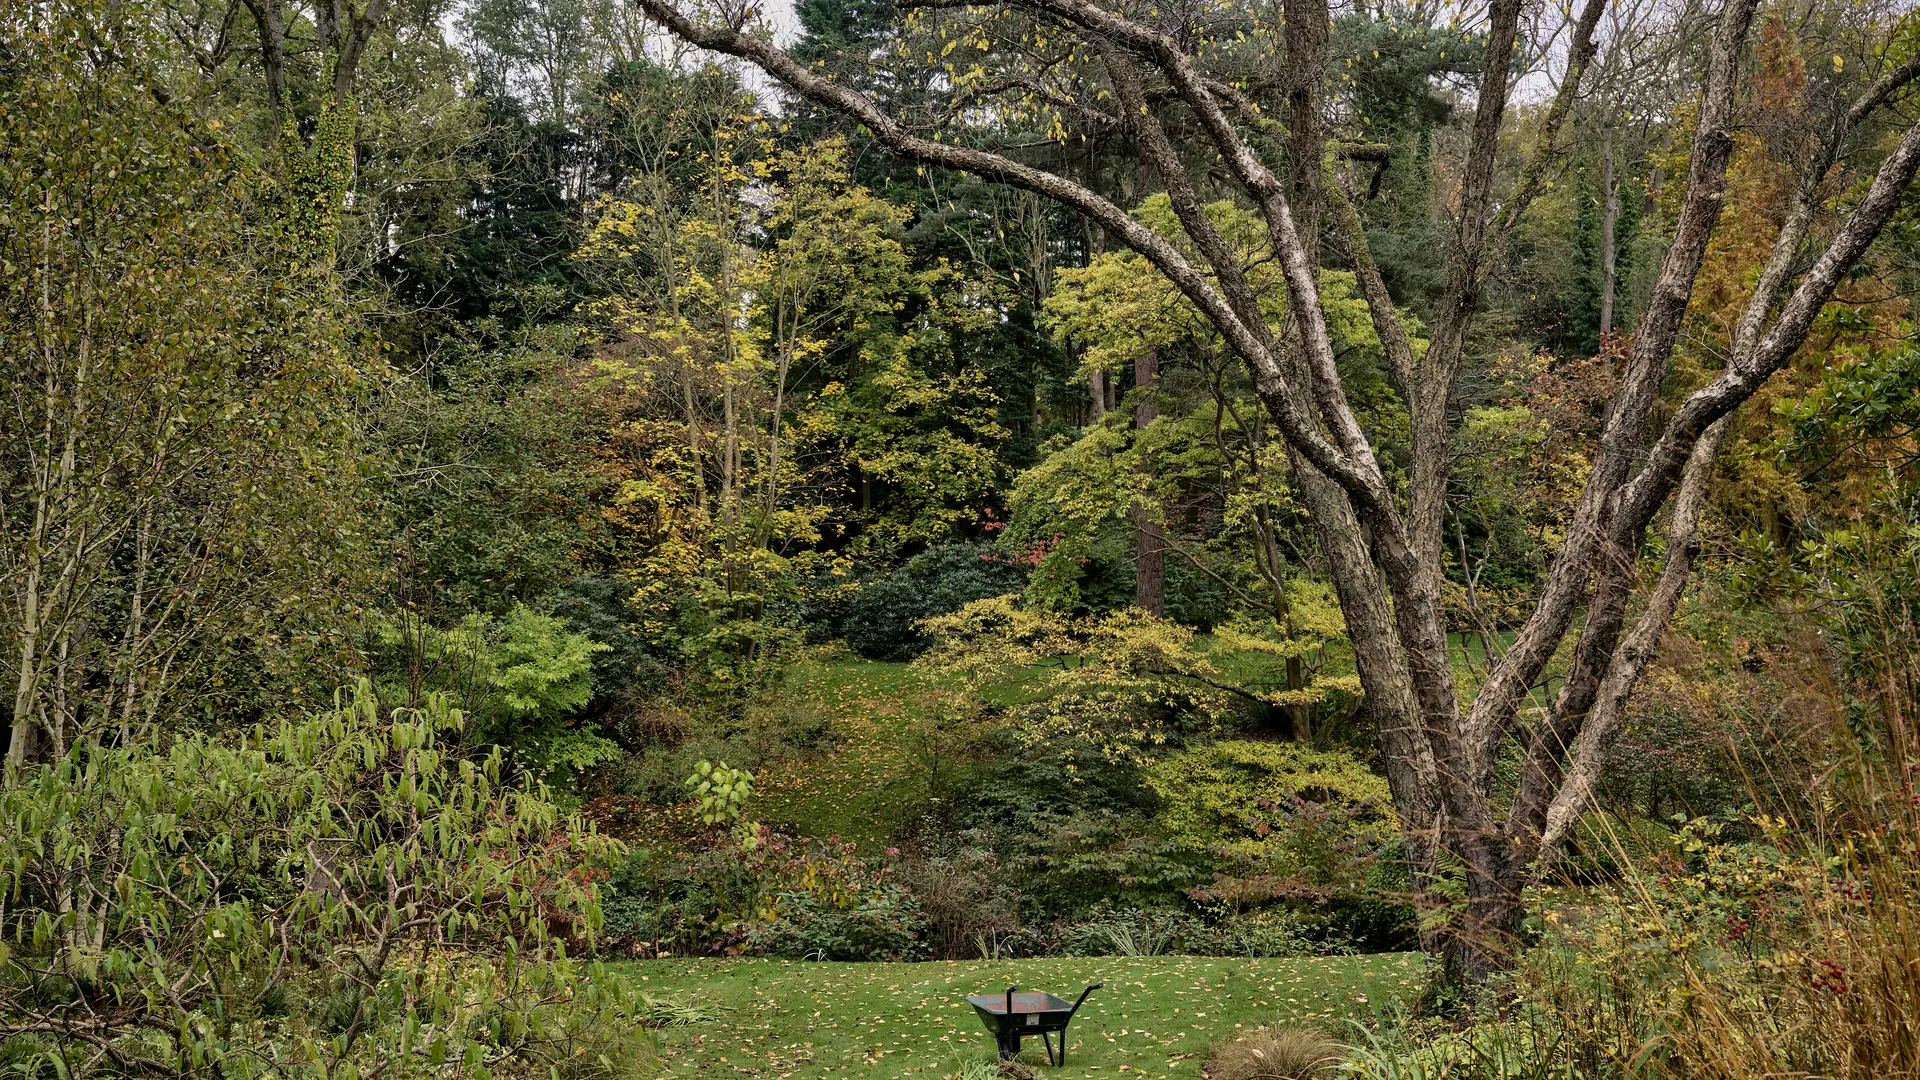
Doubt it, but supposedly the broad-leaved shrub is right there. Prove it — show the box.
[842,543,1027,660]
[0,682,646,1079]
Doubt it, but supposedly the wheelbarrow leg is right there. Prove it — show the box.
[1041,1031,1060,1066]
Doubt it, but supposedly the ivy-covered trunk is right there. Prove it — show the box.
[1132,347,1164,616]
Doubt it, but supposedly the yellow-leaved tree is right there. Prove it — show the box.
[2,2,374,764]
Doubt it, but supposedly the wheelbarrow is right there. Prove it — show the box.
[966,984,1102,1065]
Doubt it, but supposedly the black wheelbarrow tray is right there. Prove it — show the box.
[966,984,1102,1065]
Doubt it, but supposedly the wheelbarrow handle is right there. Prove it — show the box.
[1070,983,1103,1012]
[1006,986,1018,1016]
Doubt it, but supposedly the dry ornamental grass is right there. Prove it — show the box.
[1205,1027,1343,1080]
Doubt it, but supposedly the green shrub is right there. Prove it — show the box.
[611,694,833,805]
[747,883,931,961]
[1055,905,1348,959]
[742,834,934,961]
[842,543,1027,660]
[603,831,930,960]
[686,758,755,826]
[930,764,1162,924]
[1063,906,1202,956]
[370,604,618,781]
[1147,739,1392,854]
[1149,740,1411,950]
[1216,908,1352,958]
[0,682,647,1079]
[601,894,660,950]
[896,841,1024,960]
[953,729,1207,916]
[546,575,671,713]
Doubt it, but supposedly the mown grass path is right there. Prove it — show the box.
[623,954,1421,1080]
[752,660,934,851]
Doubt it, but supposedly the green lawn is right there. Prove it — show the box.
[623,954,1422,1080]
[753,660,935,851]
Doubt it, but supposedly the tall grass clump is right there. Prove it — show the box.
[1527,528,1920,1080]
[1207,1026,1342,1080]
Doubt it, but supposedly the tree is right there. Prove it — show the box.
[579,116,1014,702]
[463,0,599,123]
[1041,194,1411,731]
[2,3,370,766]
[632,0,1920,978]
[375,317,606,614]
[154,0,481,292]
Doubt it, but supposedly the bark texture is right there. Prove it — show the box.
[1133,348,1164,617]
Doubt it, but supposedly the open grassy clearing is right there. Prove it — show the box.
[752,660,936,851]
[623,954,1422,1080]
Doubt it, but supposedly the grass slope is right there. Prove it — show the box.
[626,954,1421,1080]
[753,660,935,851]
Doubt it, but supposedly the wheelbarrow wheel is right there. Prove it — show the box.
[997,1030,1023,1061]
